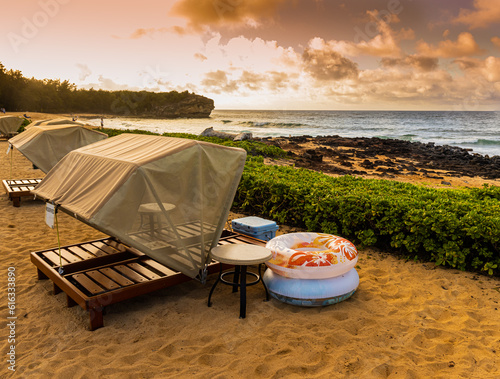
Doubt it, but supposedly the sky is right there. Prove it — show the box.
[1,0,500,110]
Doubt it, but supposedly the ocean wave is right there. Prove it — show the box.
[238,120,307,128]
[374,135,415,141]
[461,139,500,146]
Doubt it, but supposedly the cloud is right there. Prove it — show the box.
[453,0,500,29]
[239,70,263,90]
[381,55,439,72]
[416,32,486,58]
[76,63,92,81]
[351,69,469,107]
[80,76,136,91]
[329,10,413,58]
[201,69,297,94]
[454,56,500,82]
[492,36,500,50]
[169,0,288,30]
[453,58,480,70]
[201,70,239,93]
[267,71,295,91]
[194,53,207,61]
[483,56,500,82]
[302,39,359,81]
[125,27,173,39]
[202,34,301,74]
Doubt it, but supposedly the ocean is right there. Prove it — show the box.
[86,110,500,157]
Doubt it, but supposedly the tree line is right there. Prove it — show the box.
[0,62,192,115]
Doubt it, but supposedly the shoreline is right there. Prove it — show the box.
[261,135,500,189]
[0,136,499,377]
[6,111,500,189]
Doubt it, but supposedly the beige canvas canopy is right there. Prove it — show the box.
[0,116,23,136]
[33,134,247,279]
[31,118,84,127]
[8,121,108,173]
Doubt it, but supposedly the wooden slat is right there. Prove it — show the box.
[93,242,120,255]
[42,250,69,266]
[222,237,247,244]
[79,243,107,257]
[182,223,199,233]
[106,239,127,252]
[174,228,191,239]
[99,268,134,287]
[143,259,177,276]
[67,246,95,260]
[126,263,160,280]
[72,274,105,294]
[58,248,81,263]
[86,271,120,291]
[114,265,149,283]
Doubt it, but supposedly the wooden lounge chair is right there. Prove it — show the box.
[2,178,43,207]
[31,230,265,330]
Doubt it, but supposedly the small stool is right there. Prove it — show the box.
[208,244,272,318]
[138,203,175,236]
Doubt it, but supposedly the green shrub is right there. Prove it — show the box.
[17,118,31,133]
[101,128,287,159]
[233,159,500,276]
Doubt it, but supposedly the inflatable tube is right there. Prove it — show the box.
[263,268,359,307]
[265,233,358,279]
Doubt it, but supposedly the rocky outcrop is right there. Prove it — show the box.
[262,135,500,180]
[201,127,253,141]
[147,94,214,118]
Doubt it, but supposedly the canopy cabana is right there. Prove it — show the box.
[33,134,247,280]
[0,116,23,137]
[8,121,108,173]
[30,118,84,127]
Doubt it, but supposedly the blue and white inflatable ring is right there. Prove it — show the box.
[263,268,359,307]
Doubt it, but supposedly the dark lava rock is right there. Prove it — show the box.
[262,135,500,180]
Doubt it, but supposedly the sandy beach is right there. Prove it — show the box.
[1,122,499,378]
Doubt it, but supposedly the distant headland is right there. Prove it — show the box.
[0,62,214,118]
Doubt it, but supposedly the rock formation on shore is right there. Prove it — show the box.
[145,94,214,118]
[261,135,500,182]
[200,127,252,141]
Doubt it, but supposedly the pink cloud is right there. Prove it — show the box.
[455,56,500,82]
[416,32,486,58]
[169,0,288,30]
[325,10,413,58]
[453,0,500,29]
[381,55,439,72]
[492,36,500,50]
[302,39,359,81]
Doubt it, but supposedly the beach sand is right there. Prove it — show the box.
[1,131,500,378]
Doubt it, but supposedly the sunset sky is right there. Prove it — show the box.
[2,0,500,110]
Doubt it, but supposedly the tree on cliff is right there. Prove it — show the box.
[0,62,214,118]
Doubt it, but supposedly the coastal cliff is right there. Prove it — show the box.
[143,93,214,118]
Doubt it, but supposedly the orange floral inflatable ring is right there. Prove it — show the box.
[265,233,358,279]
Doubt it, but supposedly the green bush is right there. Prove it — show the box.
[233,159,500,276]
[101,128,287,159]
[16,118,31,133]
